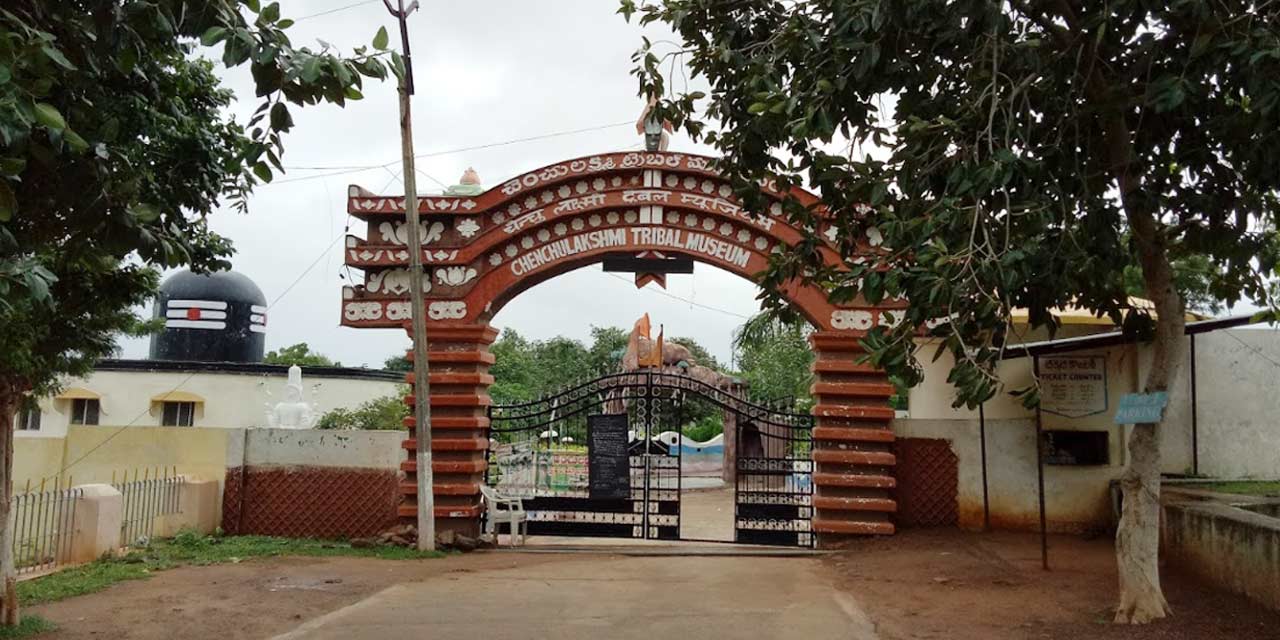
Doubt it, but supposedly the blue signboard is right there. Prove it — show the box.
[1114,392,1170,425]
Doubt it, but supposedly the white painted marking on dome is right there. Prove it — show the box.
[167,299,228,310]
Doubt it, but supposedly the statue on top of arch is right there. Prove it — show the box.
[636,98,674,152]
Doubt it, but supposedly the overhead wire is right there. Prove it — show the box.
[46,214,366,482]
[50,116,649,476]
[600,271,752,320]
[271,120,635,185]
[293,0,381,22]
[1223,327,1280,370]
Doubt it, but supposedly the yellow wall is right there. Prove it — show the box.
[14,437,66,492]
[61,426,234,485]
[17,426,405,492]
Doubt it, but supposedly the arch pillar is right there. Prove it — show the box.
[809,331,899,542]
[400,322,498,539]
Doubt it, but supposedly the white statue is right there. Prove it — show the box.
[266,365,317,429]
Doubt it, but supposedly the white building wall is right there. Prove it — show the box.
[894,418,1122,532]
[16,366,403,438]
[1138,335,1195,475]
[239,429,406,469]
[904,326,1280,533]
[904,341,1136,531]
[1192,329,1280,478]
[909,339,1137,465]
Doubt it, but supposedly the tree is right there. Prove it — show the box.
[0,1,393,625]
[488,329,539,405]
[732,312,814,410]
[264,342,339,367]
[668,335,719,370]
[1124,254,1223,315]
[625,0,1280,623]
[586,325,629,374]
[383,353,412,372]
[531,336,593,391]
[316,390,409,431]
[489,327,648,403]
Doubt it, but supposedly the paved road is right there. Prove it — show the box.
[274,554,879,640]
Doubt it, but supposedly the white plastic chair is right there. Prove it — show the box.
[480,484,528,546]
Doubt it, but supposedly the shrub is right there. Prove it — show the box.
[315,390,408,430]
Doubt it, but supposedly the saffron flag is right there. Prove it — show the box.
[642,325,664,368]
[654,326,664,368]
[624,313,652,369]
[634,313,651,340]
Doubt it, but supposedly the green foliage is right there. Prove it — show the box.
[683,413,723,442]
[263,342,339,367]
[488,328,616,405]
[732,312,814,410]
[315,389,408,430]
[586,325,629,373]
[1198,481,1280,497]
[0,616,54,639]
[383,353,411,372]
[0,1,392,402]
[17,530,441,606]
[670,335,719,369]
[486,327,726,433]
[1123,254,1223,315]
[626,1,1280,410]
[487,329,542,405]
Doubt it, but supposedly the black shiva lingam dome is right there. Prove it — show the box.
[149,269,268,363]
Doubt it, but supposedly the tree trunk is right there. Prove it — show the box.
[1114,204,1183,624]
[0,382,19,627]
[1022,0,1181,620]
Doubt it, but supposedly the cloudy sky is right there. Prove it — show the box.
[118,0,765,368]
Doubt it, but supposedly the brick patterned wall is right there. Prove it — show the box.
[222,467,243,533]
[222,466,399,539]
[893,438,959,528]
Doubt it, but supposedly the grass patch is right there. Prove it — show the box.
[1200,481,1280,496]
[17,560,153,605]
[18,531,443,606]
[0,615,55,639]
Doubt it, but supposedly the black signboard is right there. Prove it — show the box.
[588,413,631,500]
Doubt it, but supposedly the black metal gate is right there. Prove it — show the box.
[733,399,815,548]
[485,371,814,546]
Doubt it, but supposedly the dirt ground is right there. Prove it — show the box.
[27,529,1280,639]
[679,485,734,541]
[28,553,558,640]
[830,528,1280,639]
[272,554,874,640]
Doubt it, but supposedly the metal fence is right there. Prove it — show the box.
[13,487,82,576]
[114,472,185,547]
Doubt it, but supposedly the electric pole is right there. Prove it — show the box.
[382,0,434,552]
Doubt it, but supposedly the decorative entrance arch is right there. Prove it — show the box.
[342,151,903,546]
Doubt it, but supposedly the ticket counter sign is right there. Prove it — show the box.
[1040,356,1108,418]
